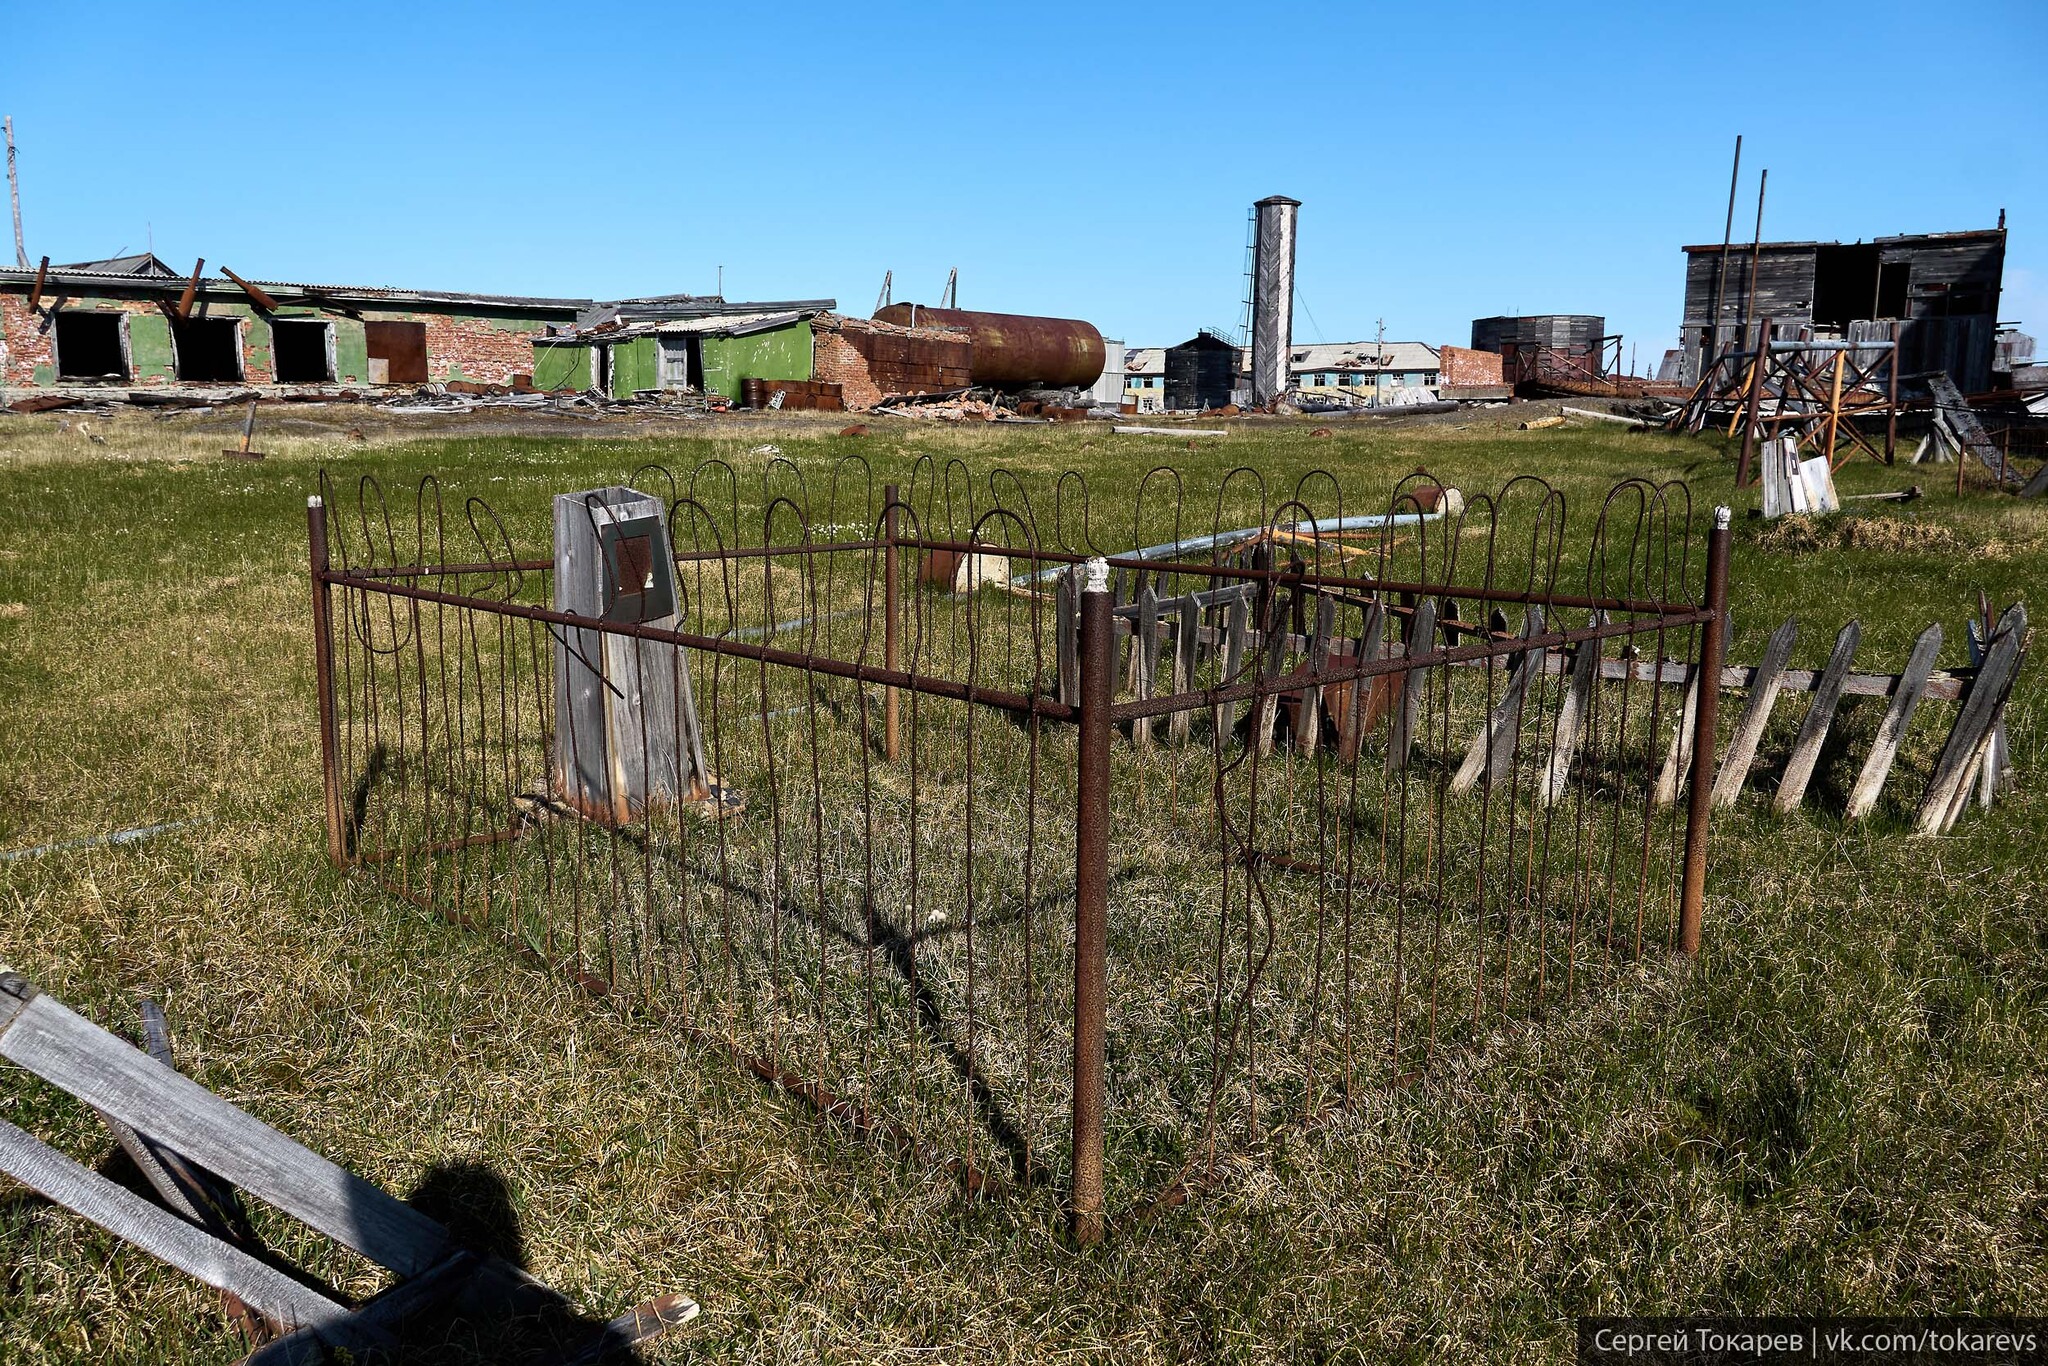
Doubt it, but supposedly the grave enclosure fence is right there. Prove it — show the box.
[307,460,1728,1243]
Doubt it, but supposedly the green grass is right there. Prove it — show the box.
[1,405,2045,1362]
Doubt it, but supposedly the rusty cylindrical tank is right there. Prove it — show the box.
[873,305,1105,389]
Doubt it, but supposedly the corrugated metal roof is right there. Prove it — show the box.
[1123,347,1165,374]
[540,310,819,345]
[1682,227,2004,253]
[55,252,180,276]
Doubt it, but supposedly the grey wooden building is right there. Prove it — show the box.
[1678,226,2006,392]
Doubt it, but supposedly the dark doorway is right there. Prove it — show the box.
[364,319,429,385]
[54,312,128,380]
[1875,261,1909,319]
[171,316,243,382]
[1812,243,1880,329]
[271,318,333,383]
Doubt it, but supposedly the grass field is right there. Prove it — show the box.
[2,403,2046,1363]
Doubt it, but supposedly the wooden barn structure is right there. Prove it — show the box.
[1678,226,2006,393]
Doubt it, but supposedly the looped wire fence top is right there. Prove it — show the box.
[306,457,1725,1231]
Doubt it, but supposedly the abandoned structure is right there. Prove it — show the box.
[0,253,594,390]
[1288,340,1439,397]
[1164,331,1240,411]
[1677,226,2006,392]
[1248,195,1301,408]
[532,297,833,402]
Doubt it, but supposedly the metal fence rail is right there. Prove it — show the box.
[308,460,1729,1242]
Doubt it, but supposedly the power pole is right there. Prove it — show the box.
[5,116,26,269]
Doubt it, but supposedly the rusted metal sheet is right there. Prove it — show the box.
[873,304,1105,388]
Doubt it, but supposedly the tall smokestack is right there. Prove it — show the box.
[1250,195,1300,408]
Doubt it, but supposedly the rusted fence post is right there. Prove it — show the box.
[1072,556,1111,1245]
[306,495,344,868]
[883,482,900,763]
[1678,506,1732,956]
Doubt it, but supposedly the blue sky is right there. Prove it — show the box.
[9,1,2044,364]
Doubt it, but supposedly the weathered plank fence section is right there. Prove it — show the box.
[0,973,698,1361]
[310,462,1732,1242]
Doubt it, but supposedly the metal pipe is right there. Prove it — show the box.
[306,496,345,867]
[1707,136,1741,379]
[1679,507,1732,956]
[1735,315,1773,489]
[1071,557,1111,1246]
[883,483,900,762]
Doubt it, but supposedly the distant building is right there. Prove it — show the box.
[1164,332,1239,411]
[1123,346,1165,412]
[1289,340,1440,398]
[1678,226,2006,392]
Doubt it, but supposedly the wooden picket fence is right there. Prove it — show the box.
[1057,560,2027,835]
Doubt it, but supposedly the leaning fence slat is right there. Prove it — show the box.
[1218,595,1249,741]
[1297,593,1336,755]
[1774,619,1861,813]
[1254,588,1289,756]
[1915,603,2027,835]
[1389,599,1436,771]
[1846,622,1943,821]
[0,1118,348,1333]
[1057,565,1079,703]
[1541,610,1603,806]
[1337,600,1384,764]
[1133,584,1159,748]
[1451,606,1546,795]
[1710,616,1799,809]
[0,984,451,1277]
[1170,597,1197,745]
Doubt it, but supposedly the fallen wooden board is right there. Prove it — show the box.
[1774,619,1861,813]
[1115,425,1228,437]
[1711,617,1799,809]
[1846,623,1943,821]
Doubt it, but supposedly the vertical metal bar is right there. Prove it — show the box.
[1707,135,1742,376]
[1072,557,1111,1246]
[1886,321,1900,464]
[306,496,345,868]
[1678,507,1732,957]
[1734,317,1771,489]
[883,483,900,763]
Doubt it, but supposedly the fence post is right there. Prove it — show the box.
[306,495,345,868]
[883,482,900,763]
[1678,506,1732,956]
[1072,555,1111,1245]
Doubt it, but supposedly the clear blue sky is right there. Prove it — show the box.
[10,1,2044,365]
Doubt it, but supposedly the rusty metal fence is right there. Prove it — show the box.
[307,460,1729,1241]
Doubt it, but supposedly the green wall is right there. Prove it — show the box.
[700,322,813,400]
[532,344,593,392]
[608,337,658,398]
[126,313,173,381]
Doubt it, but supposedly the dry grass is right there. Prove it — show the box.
[3,407,2046,1362]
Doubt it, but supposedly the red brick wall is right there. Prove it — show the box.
[412,312,542,385]
[811,314,973,411]
[1439,344,1505,387]
[0,294,55,387]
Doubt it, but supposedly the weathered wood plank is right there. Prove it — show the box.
[1297,593,1336,755]
[1915,603,2027,835]
[1774,619,1861,813]
[1651,675,1700,809]
[0,1118,348,1333]
[0,980,452,1277]
[1541,611,1602,806]
[1451,607,1547,794]
[1056,566,1079,704]
[1169,597,1197,744]
[1218,596,1248,742]
[1133,584,1159,748]
[1711,616,1799,809]
[1337,600,1384,765]
[1846,622,1943,821]
[1389,599,1436,771]
[1254,587,1289,757]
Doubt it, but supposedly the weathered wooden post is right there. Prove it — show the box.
[552,487,710,825]
[1072,556,1111,1246]
[306,495,345,868]
[883,482,901,763]
[1678,506,1732,956]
